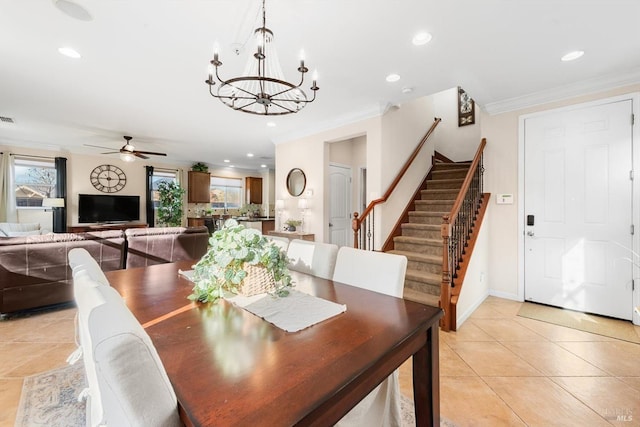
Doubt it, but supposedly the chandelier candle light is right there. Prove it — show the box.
[206,0,319,115]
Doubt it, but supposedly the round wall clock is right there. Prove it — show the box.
[90,164,127,193]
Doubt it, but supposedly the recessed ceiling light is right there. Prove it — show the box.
[58,47,81,59]
[561,50,584,62]
[229,165,235,168]
[260,164,267,168]
[223,159,230,163]
[247,153,254,157]
[412,32,432,46]
[53,0,92,21]
[386,73,401,83]
[266,122,276,127]
[402,87,414,94]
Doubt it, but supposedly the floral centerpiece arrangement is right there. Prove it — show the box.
[188,219,292,303]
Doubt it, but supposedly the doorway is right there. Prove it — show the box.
[329,164,352,247]
[522,97,635,320]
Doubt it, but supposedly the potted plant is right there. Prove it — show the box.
[285,219,302,232]
[192,162,209,173]
[239,203,262,218]
[189,219,292,303]
[157,181,186,227]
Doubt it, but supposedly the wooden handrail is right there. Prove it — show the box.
[440,138,486,331]
[447,138,486,221]
[352,117,441,248]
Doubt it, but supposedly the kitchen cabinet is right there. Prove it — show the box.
[245,177,262,205]
[188,171,211,203]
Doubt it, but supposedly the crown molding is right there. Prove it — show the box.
[484,68,640,115]
[271,103,385,145]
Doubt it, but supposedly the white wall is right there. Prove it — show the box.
[456,205,491,327]
[432,87,482,161]
[480,83,640,301]
[275,116,383,243]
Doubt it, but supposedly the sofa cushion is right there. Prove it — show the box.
[124,226,209,268]
[0,222,41,237]
[0,230,125,314]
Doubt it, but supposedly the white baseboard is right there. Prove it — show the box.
[456,290,489,328]
[488,289,523,302]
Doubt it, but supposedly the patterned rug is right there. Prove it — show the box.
[15,363,86,427]
[16,363,455,426]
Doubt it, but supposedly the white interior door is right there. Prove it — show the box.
[329,164,351,247]
[524,99,634,320]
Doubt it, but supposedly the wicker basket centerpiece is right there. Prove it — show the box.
[189,219,292,303]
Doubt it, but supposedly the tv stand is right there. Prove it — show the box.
[68,222,148,233]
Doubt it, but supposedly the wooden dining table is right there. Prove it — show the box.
[105,260,443,427]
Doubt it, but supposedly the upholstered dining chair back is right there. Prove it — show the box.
[69,247,110,287]
[77,279,181,427]
[332,246,407,427]
[286,239,339,280]
[265,235,290,253]
[333,247,407,298]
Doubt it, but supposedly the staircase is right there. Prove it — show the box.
[389,161,472,307]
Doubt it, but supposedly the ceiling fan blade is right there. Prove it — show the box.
[101,151,120,155]
[134,152,150,159]
[85,143,116,150]
[134,150,167,156]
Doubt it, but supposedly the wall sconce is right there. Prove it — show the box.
[42,198,65,211]
[297,198,308,232]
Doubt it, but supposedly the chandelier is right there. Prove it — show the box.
[205,0,319,116]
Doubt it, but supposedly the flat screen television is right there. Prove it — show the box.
[78,194,141,223]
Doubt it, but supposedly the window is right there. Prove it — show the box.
[210,176,242,209]
[151,169,178,209]
[14,157,56,207]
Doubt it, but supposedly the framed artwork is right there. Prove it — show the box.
[458,87,475,127]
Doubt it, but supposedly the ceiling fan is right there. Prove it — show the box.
[85,136,167,161]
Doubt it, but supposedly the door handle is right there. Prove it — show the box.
[329,223,333,227]
[526,231,535,237]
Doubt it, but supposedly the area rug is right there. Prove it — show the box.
[16,363,455,427]
[400,395,457,427]
[518,302,640,344]
[14,363,86,427]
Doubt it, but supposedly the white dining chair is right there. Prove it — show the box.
[76,275,181,427]
[68,247,110,287]
[332,246,408,427]
[332,246,407,298]
[265,235,290,253]
[287,239,339,280]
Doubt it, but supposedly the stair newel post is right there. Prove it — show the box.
[352,212,360,248]
[440,214,452,331]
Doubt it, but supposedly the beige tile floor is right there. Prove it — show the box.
[1,297,639,426]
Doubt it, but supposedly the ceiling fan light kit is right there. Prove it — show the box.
[85,135,167,162]
[205,0,319,116]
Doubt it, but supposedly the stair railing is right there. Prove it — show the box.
[440,138,486,331]
[352,117,442,250]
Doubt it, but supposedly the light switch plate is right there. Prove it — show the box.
[496,194,513,204]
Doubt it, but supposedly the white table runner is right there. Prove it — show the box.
[178,270,346,332]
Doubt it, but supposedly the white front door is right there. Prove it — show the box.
[329,164,352,247]
[524,99,634,320]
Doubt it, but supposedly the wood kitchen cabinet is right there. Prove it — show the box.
[188,171,211,203]
[245,177,262,204]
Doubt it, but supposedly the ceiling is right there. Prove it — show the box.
[1,0,639,170]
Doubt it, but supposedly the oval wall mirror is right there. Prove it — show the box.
[286,168,306,197]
